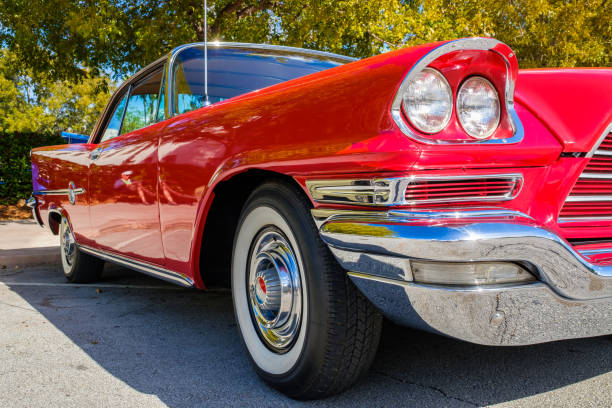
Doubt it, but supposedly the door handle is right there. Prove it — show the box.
[90,148,102,161]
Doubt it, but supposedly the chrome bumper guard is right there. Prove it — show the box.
[26,195,44,227]
[315,209,612,345]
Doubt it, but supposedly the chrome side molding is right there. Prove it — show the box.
[79,245,194,288]
[33,186,85,197]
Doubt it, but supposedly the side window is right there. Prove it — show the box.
[121,68,164,135]
[100,93,128,142]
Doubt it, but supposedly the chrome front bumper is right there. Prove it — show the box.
[315,209,612,346]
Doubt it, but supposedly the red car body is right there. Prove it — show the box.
[30,38,611,347]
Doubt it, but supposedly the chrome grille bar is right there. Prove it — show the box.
[560,123,612,223]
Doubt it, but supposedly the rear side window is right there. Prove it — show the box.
[100,93,128,142]
[172,46,347,116]
[121,68,164,135]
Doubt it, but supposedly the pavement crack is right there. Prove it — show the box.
[373,370,481,407]
[0,300,36,312]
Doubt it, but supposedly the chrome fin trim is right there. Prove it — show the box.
[78,245,194,288]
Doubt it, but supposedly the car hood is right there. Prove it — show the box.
[514,68,612,152]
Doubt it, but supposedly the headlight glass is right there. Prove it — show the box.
[402,68,452,134]
[457,76,500,139]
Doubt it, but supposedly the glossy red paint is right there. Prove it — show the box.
[89,121,166,265]
[31,143,95,245]
[30,39,612,288]
[515,68,612,152]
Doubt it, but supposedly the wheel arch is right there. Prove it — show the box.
[193,168,312,289]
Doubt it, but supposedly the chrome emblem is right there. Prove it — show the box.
[67,181,77,205]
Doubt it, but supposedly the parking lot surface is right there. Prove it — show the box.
[1,258,611,407]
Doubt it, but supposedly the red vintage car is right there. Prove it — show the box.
[29,38,611,399]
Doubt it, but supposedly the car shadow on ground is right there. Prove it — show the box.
[6,264,612,407]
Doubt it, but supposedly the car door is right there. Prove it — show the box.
[88,64,167,265]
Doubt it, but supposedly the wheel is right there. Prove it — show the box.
[60,216,104,283]
[231,181,382,399]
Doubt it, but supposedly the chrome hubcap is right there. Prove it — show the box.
[248,228,302,352]
[60,218,76,267]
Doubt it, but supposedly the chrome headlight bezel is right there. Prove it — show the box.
[456,76,501,140]
[389,38,523,145]
[401,67,453,134]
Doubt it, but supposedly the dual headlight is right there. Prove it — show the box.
[402,68,501,139]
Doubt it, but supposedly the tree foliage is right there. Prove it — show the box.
[0,0,609,83]
[0,50,113,134]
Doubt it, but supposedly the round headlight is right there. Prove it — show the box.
[402,68,452,134]
[456,76,500,139]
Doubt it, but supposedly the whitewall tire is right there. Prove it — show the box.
[231,181,382,399]
[60,215,104,283]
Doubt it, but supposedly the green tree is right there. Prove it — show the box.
[0,0,609,81]
[0,50,113,134]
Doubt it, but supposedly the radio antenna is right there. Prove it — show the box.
[203,0,210,106]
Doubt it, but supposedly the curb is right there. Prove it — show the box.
[0,247,60,269]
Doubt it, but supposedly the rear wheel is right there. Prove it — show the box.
[231,181,382,399]
[60,216,104,283]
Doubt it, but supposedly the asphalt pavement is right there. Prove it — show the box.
[0,222,611,407]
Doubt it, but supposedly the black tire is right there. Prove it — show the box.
[231,180,382,399]
[60,216,104,283]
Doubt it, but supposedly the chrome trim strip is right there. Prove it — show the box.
[32,188,85,196]
[306,173,523,206]
[390,37,524,145]
[32,189,69,196]
[387,208,534,220]
[579,173,612,179]
[558,216,612,223]
[168,42,355,117]
[565,195,612,202]
[311,209,388,228]
[578,248,612,257]
[312,207,534,230]
[594,150,612,156]
[318,211,612,300]
[585,123,612,158]
[78,245,194,287]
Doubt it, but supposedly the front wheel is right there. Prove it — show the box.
[60,216,104,283]
[231,181,382,399]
